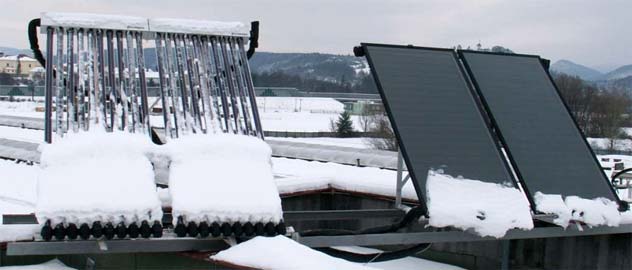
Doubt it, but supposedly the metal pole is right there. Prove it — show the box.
[236,38,264,139]
[501,240,511,270]
[395,149,404,208]
[44,27,54,143]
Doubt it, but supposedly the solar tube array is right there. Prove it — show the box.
[41,13,263,143]
[37,13,275,242]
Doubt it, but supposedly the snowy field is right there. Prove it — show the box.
[268,136,372,149]
[0,97,366,133]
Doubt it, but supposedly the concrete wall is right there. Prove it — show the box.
[427,233,632,270]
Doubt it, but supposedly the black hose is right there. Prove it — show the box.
[246,21,259,59]
[611,168,632,211]
[300,205,427,237]
[298,206,429,262]
[316,243,432,263]
[28,18,46,67]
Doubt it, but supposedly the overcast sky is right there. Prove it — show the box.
[2,0,630,71]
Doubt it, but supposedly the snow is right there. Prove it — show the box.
[272,157,417,201]
[268,137,371,149]
[564,196,621,227]
[0,259,76,269]
[0,159,38,212]
[41,12,148,31]
[587,137,632,151]
[533,192,571,227]
[148,18,248,36]
[166,134,283,224]
[332,246,466,270]
[36,130,162,225]
[256,97,365,132]
[0,126,45,143]
[0,101,43,118]
[426,170,533,238]
[257,97,344,114]
[211,236,378,270]
[0,160,39,243]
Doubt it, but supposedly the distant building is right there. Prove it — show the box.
[0,55,41,76]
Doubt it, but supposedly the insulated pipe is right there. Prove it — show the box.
[44,27,54,143]
[115,31,129,131]
[155,33,173,139]
[199,36,223,132]
[96,30,108,130]
[236,39,264,139]
[229,37,254,135]
[184,35,205,133]
[218,37,243,134]
[77,30,86,131]
[209,37,232,133]
[135,32,151,135]
[87,30,100,130]
[125,32,139,133]
[174,34,193,134]
[66,28,76,133]
[164,33,183,137]
[54,28,64,137]
[105,30,118,131]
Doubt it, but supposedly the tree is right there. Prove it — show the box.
[334,111,355,137]
[365,104,398,151]
[0,72,17,85]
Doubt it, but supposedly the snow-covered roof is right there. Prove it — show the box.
[0,55,37,62]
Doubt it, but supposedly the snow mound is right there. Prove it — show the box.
[41,12,148,31]
[166,134,283,224]
[0,259,76,269]
[273,158,417,200]
[148,18,248,36]
[426,170,533,238]
[211,236,378,270]
[534,192,572,227]
[565,196,621,227]
[36,131,162,225]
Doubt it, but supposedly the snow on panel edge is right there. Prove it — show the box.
[426,170,533,238]
[148,18,249,36]
[41,12,148,31]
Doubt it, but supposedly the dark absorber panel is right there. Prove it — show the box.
[362,44,516,203]
[460,51,621,206]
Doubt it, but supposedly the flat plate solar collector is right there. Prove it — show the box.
[460,51,621,206]
[362,44,517,204]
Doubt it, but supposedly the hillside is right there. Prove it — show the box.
[248,52,369,84]
[604,65,632,81]
[551,60,603,81]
